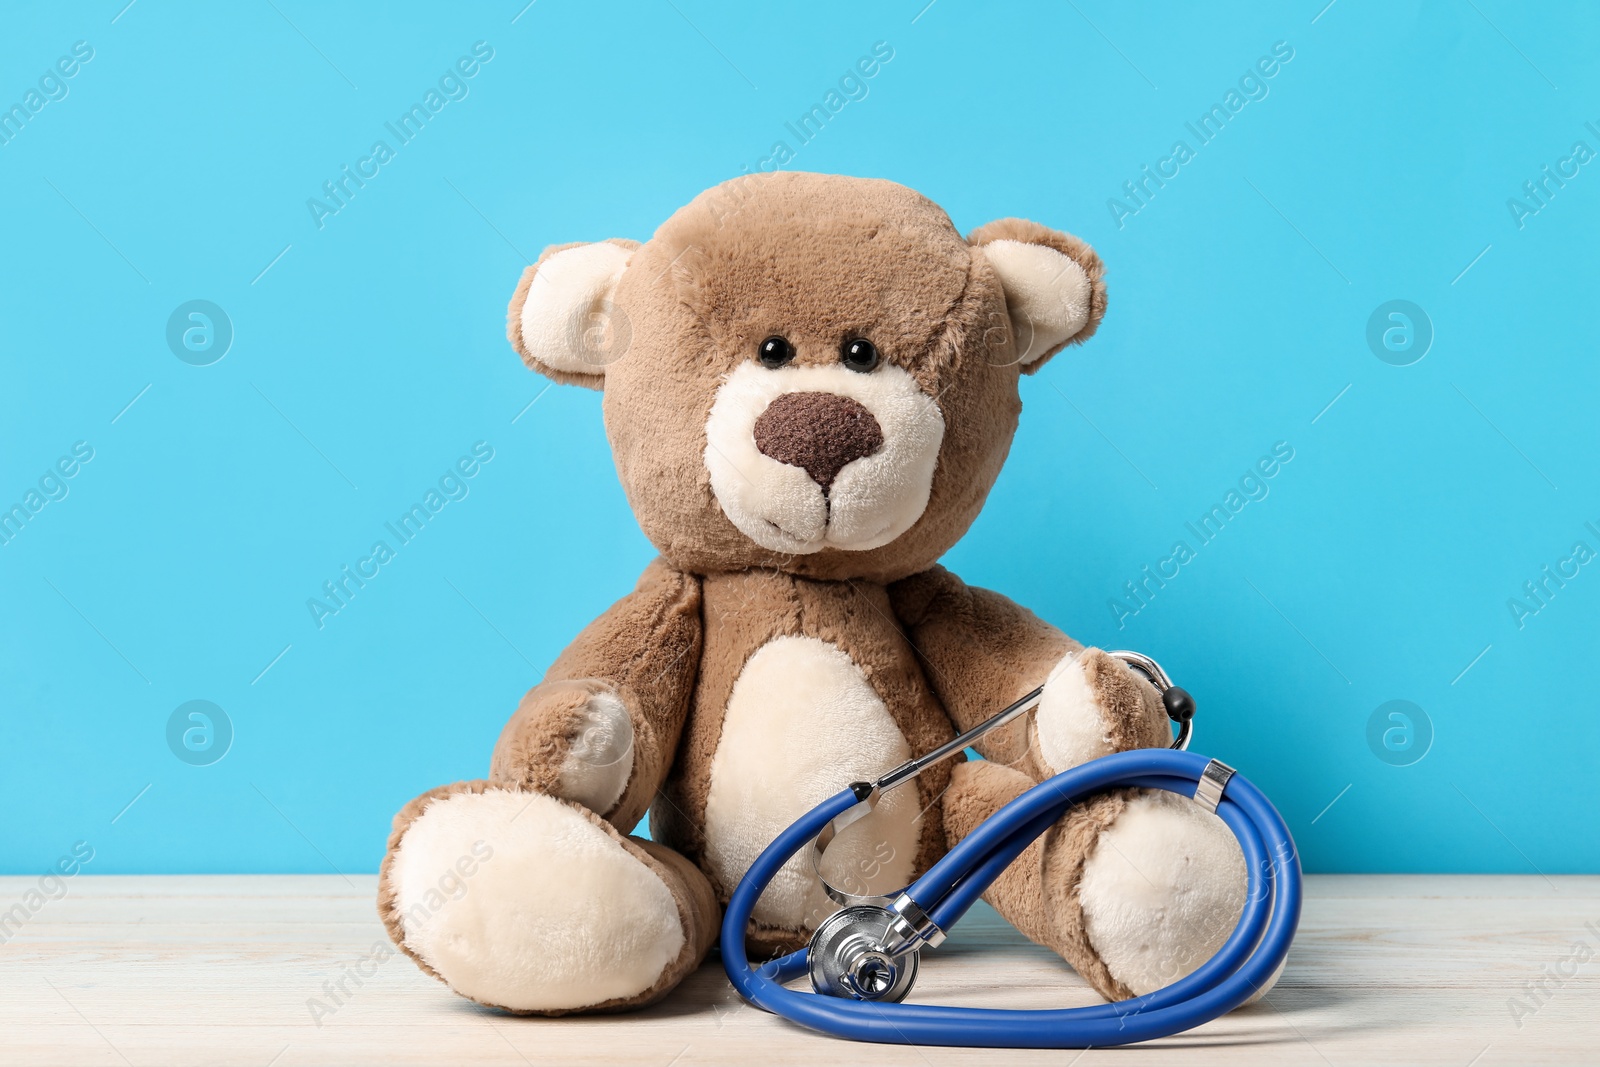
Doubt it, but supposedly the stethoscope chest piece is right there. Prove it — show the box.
[722,651,1303,1049]
[808,905,920,1003]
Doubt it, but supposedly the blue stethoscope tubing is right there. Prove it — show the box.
[721,747,1302,1048]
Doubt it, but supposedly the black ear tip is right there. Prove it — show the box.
[1162,686,1196,723]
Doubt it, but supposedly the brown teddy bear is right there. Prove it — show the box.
[377,172,1252,1015]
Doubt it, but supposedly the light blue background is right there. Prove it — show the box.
[2,0,1595,876]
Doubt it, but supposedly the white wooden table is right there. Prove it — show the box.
[2,875,1595,1065]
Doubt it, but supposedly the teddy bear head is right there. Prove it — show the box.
[507,172,1105,583]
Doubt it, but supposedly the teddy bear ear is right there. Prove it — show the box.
[506,239,639,389]
[969,219,1107,372]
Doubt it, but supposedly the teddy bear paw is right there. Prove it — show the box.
[491,680,636,815]
[1033,647,1167,774]
[553,689,635,812]
[383,787,686,1014]
[1076,791,1278,999]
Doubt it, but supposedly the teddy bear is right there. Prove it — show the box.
[376,172,1253,1016]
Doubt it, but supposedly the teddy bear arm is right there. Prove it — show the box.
[889,565,1169,779]
[489,558,702,832]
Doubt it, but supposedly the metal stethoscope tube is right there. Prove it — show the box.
[720,652,1302,1048]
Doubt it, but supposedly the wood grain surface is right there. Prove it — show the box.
[1,874,1596,1065]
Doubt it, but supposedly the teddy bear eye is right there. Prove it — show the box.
[758,336,795,368]
[841,338,880,373]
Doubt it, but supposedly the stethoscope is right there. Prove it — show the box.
[721,651,1301,1048]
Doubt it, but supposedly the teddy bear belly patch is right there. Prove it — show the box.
[700,634,922,930]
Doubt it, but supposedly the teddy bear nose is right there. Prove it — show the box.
[753,391,885,490]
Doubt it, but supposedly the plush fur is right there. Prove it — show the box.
[554,690,633,814]
[979,240,1094,364]
[388,788,682,1011]
[379,172,1260,1014]
[705,361,943,554]
[1077,792,1248,996]
[702,634,919,929]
